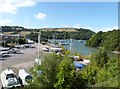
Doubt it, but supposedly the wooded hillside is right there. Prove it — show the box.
[86,30,120,51]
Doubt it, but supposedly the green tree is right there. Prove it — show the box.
[29,53,62,88]
[94,47,109,67]
[29,53,87,89]
[54,55,87,89]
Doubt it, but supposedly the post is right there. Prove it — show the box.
[38,30,41,59]
[4,37,5,47]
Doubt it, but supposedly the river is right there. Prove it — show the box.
[49,39,119,58]
[49,39,97,55]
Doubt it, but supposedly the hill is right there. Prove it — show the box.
[85,30,120,51]
[2,26,95,41]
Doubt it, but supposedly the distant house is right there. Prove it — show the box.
[1,34,21,43]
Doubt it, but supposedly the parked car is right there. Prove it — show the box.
[0,47,9,57]
[23,44,32,48]
[18,69,32,86]
[8,47,20,53]
[30,44,36,48]
[42,47,49,52]
[0,69,21,89]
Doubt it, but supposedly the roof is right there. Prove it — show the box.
[0,47,9,50]
[4,69,14,75]
[8,34,21,37]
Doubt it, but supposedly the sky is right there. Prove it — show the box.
[0,0,118,32]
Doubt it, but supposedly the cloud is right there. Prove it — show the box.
[0,19,12,26]
[0,0,36,14]
[63,24,118,32]
[73,24,81,29]
[35,12,47,20]
[96,26,118,32]
[63,24,92,29]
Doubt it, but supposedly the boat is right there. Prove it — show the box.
[79,40,83,42]
[60,41,69,45]
[0,68,21,89]
[18,69,32,86]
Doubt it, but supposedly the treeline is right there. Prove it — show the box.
[2,26,95,41]
[26,30,94,42]
[86,30,120,51]
[1,26,28,32]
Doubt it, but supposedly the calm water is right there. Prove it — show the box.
[49,39,97,55]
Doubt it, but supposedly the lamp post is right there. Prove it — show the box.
[35,30,42,65]
[38,30,41,59]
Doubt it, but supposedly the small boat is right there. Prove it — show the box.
[79,40,83,42]
[18,69,32,86]
[60,41,69,45]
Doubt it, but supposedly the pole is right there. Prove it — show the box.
[70,38,72,51]
[4,37,5,47]
[38,30,41,59]
[18,35,19,45]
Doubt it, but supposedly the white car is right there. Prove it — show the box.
[0,69,21,89]
[42,47,49,52]
[8,47,20,53]
[18,69,32,86]
[0,47,9,57]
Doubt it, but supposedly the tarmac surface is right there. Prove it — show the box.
[0,47,37,88]
[0,43,52,88]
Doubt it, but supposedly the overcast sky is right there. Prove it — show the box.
[0,0,118,32]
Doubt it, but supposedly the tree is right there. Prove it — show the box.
[29,53,87,89]
[80,48,119,87]
[29,53,61,88]
[94,47,109,68]
[54,55,87,89]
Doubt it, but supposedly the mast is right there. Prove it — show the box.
[70,38,72,52]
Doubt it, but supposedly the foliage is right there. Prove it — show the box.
[80,48,119,87]
[16,37,27,44]
[86,30,120,51]
[54,55,87,89]
[29,48,119,88]
[29,53,87,89]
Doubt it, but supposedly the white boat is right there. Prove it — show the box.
[18,69,32,86]
[50,47,62,52]
[0,68,21,89]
